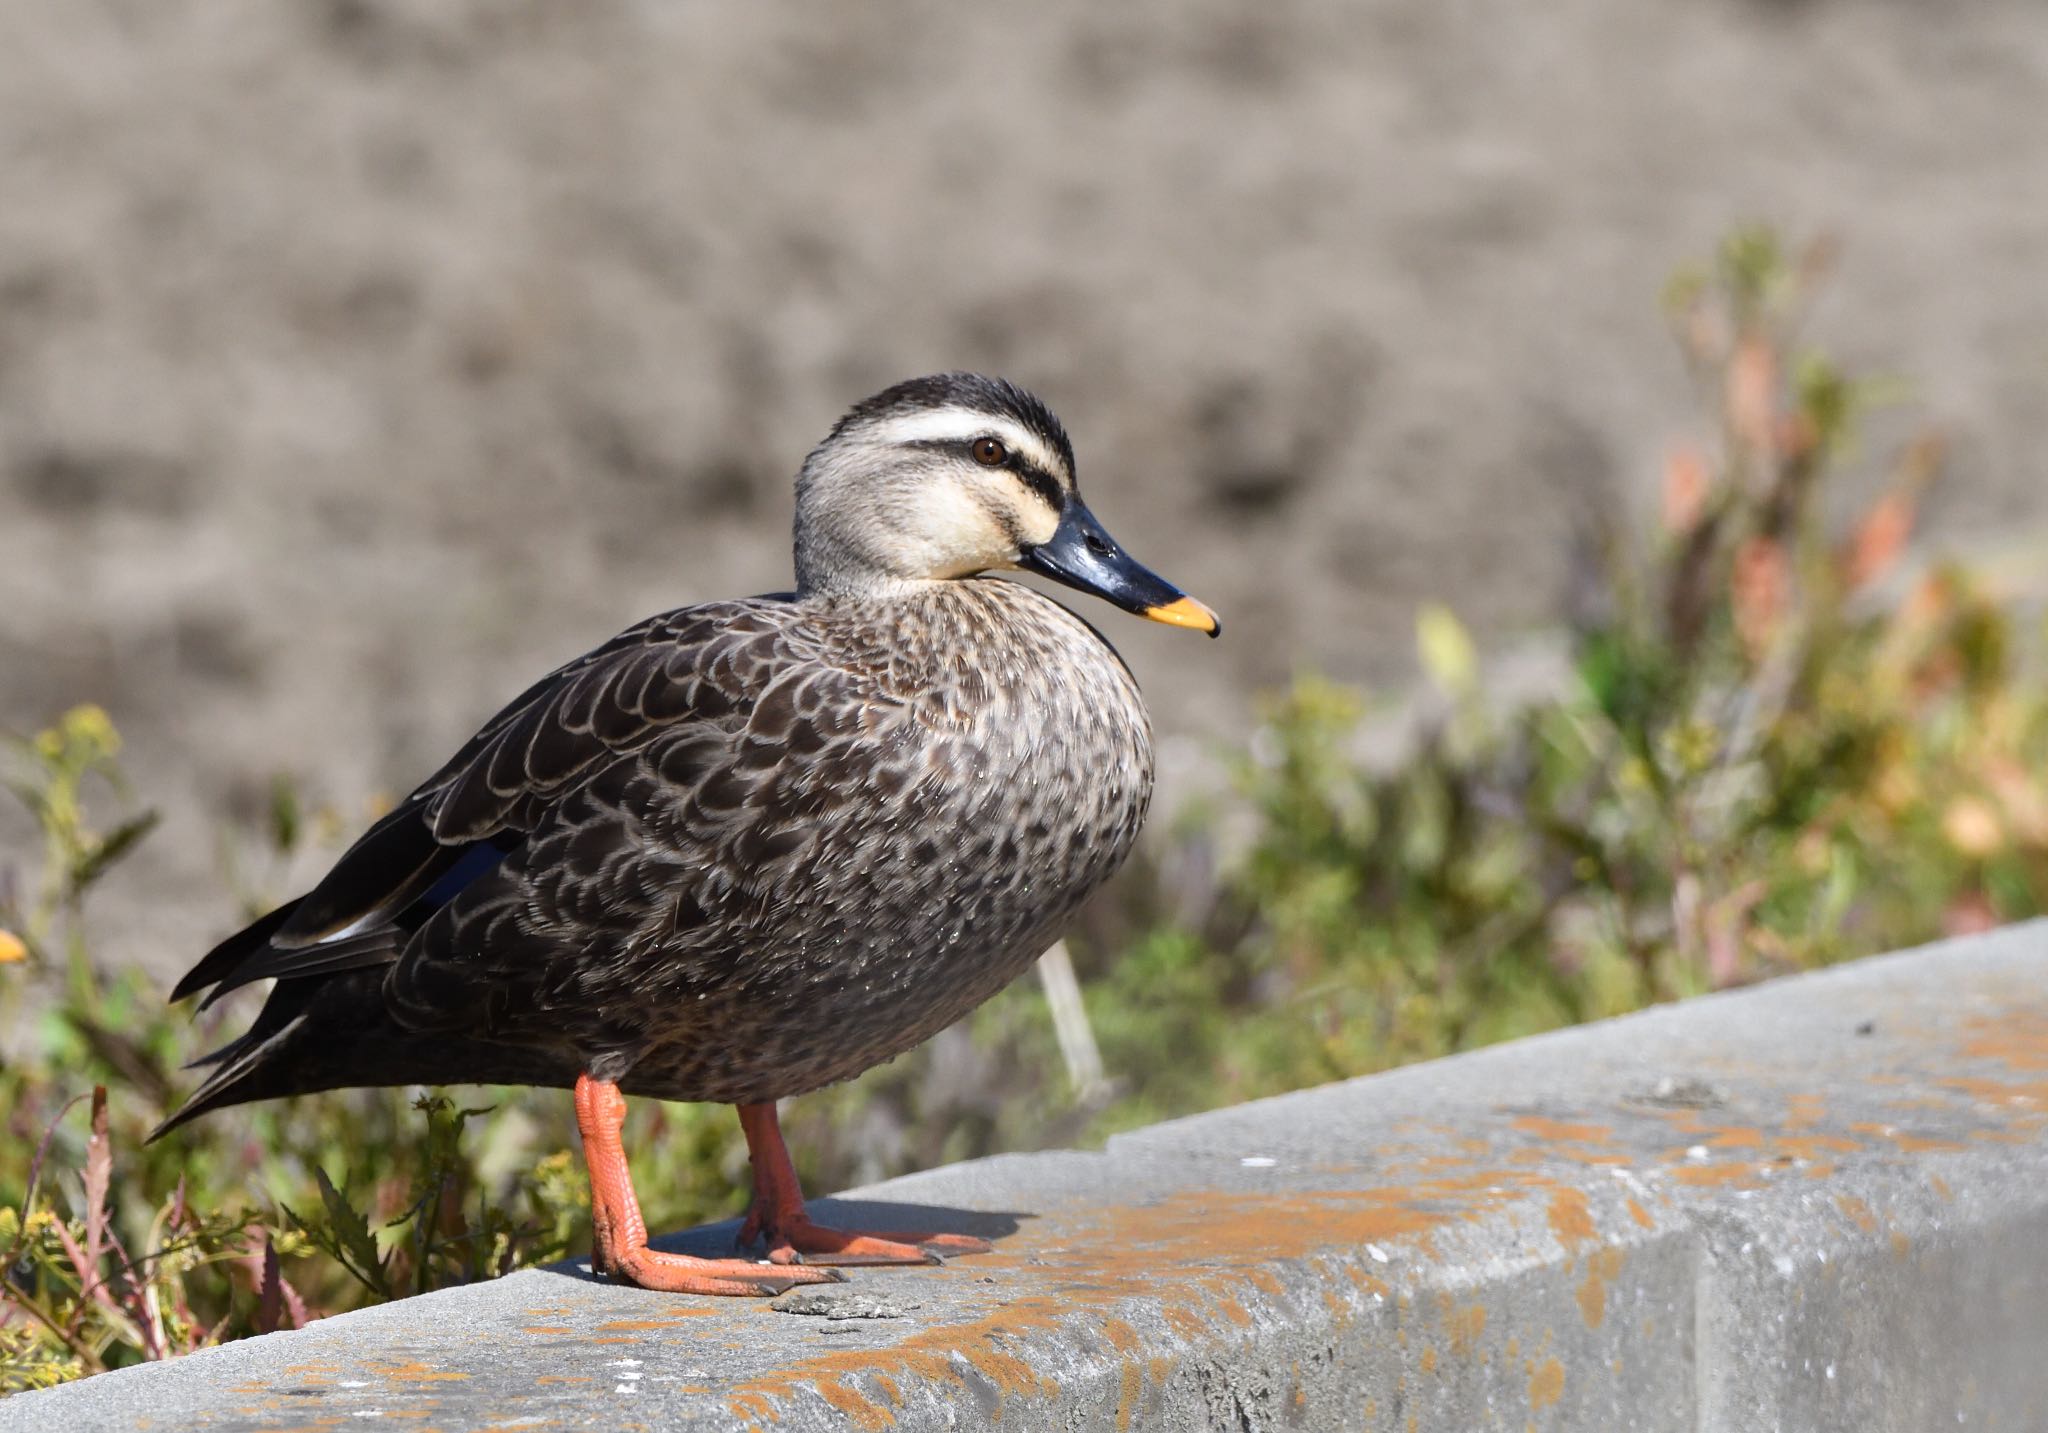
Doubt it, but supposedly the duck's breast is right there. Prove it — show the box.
[630,580,1154,1101]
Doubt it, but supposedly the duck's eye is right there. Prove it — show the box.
[971,437,1008,467]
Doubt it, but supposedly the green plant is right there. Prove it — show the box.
[1064,229,2048,1117]
[5,228,2045,1395]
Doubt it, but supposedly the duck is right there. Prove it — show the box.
[155,372,1219,1296]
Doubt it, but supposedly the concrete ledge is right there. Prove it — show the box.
[9,923,2048,1431]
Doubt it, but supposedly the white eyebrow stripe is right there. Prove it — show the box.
[866,409,1065,480]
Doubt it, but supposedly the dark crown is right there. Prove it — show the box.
[834,373,1077,479]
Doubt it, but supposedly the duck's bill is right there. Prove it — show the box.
[1018,499,1221,638]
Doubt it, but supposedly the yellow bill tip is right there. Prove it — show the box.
[1143,595,1222,638]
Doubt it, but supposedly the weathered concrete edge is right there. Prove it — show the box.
[6,922,2047,1431]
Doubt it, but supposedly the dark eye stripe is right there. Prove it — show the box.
[902,436,1067,510]
[1011,462,1064,511]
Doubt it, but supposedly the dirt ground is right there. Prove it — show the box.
[3,1,2046,975]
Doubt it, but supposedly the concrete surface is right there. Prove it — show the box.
[6,1,2048,977]
[7,923,2047,1430]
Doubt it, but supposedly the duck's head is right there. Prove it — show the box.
[792,373,1219,636]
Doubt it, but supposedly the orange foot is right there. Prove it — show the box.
[595,1241,844,1295]
[735,1102,995,1267]
[575,1074,842,1296]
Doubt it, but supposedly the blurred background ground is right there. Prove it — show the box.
[2,0,2046,977]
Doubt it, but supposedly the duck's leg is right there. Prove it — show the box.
[734,1101,994,1267]
[575,1075,841,1295]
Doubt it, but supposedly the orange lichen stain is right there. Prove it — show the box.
[1505,1335,1520,1358]
[1896,1132,1967,1153]
[1625,1198,1654,1229]
[1244,1268,1286,1298]
[1959,1010,2048,1071]
[1783,1093,1827,1130]
[1527,1356,1566,1410]
[869,1373,902,1406]
[1671,1161,1767,1188]
[522,1326,572,1336]
[1213,1301,1255,1331]
[728,1392,779,1424]
[1115,1360,1142,1430]
[1512,1116,1613,1144]
[1406,1153,1484,1174]
[1704,1126,1763,1150]
[1835,1195,1880,1234]
[376,1361,469,1383]
[594,1314,718,1331]
[1547,1188,1597,1251]
[1943,1075,2048,1109]
[1576,1247,1626,1328]
[534,1375,591,1385]
[1446,1302,1488,1357]
[1890,1230,1912,1261]
[1103,1318,1144,1432]
[524,1306,572,1316]
[1803,1161,1837,1180]
[1930,1175,1954,1201]
[1341,1264,1391,1298]
[1321,1288,1354,1329]
[1515,1146,1629,1166]
[810,1378,893,1432]
[1849,1122,1965,1154]
[719,1174,1543,1423]
[1769,1133,1862,1161]
[1420,1346,1439,1374]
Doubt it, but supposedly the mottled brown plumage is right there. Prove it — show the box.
[158,373,1216,1293]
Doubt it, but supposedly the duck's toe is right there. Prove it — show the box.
[605,1247,849,1296]
[750,1218,993,1268]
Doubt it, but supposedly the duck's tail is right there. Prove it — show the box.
[150,969,579,1142]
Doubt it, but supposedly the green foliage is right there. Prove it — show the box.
[5,229,2047,1393]
[1069,229,2048,1113]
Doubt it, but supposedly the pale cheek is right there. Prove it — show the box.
[904,484,1015,577]
[1016,504,1060,548]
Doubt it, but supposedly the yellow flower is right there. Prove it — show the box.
[1415,604,1477,697]
[0,929,26,965]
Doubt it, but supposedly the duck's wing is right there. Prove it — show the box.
[170,597,802,1008]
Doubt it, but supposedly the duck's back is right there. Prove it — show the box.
[364,577,1152,1104]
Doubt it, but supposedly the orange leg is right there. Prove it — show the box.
[574,1074,840,1295]
[734,1101,994,1267]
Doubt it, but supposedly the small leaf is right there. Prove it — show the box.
[255,1238,283,1335]
[1730,537,1789,657]
[0,929,26,965]
[1660,446,1710,536]
[268,776,301,854]
[312,1169,389,1299]
[82,1086,112,1281]
[1841,491,1914,592]
[71,811,160,892]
